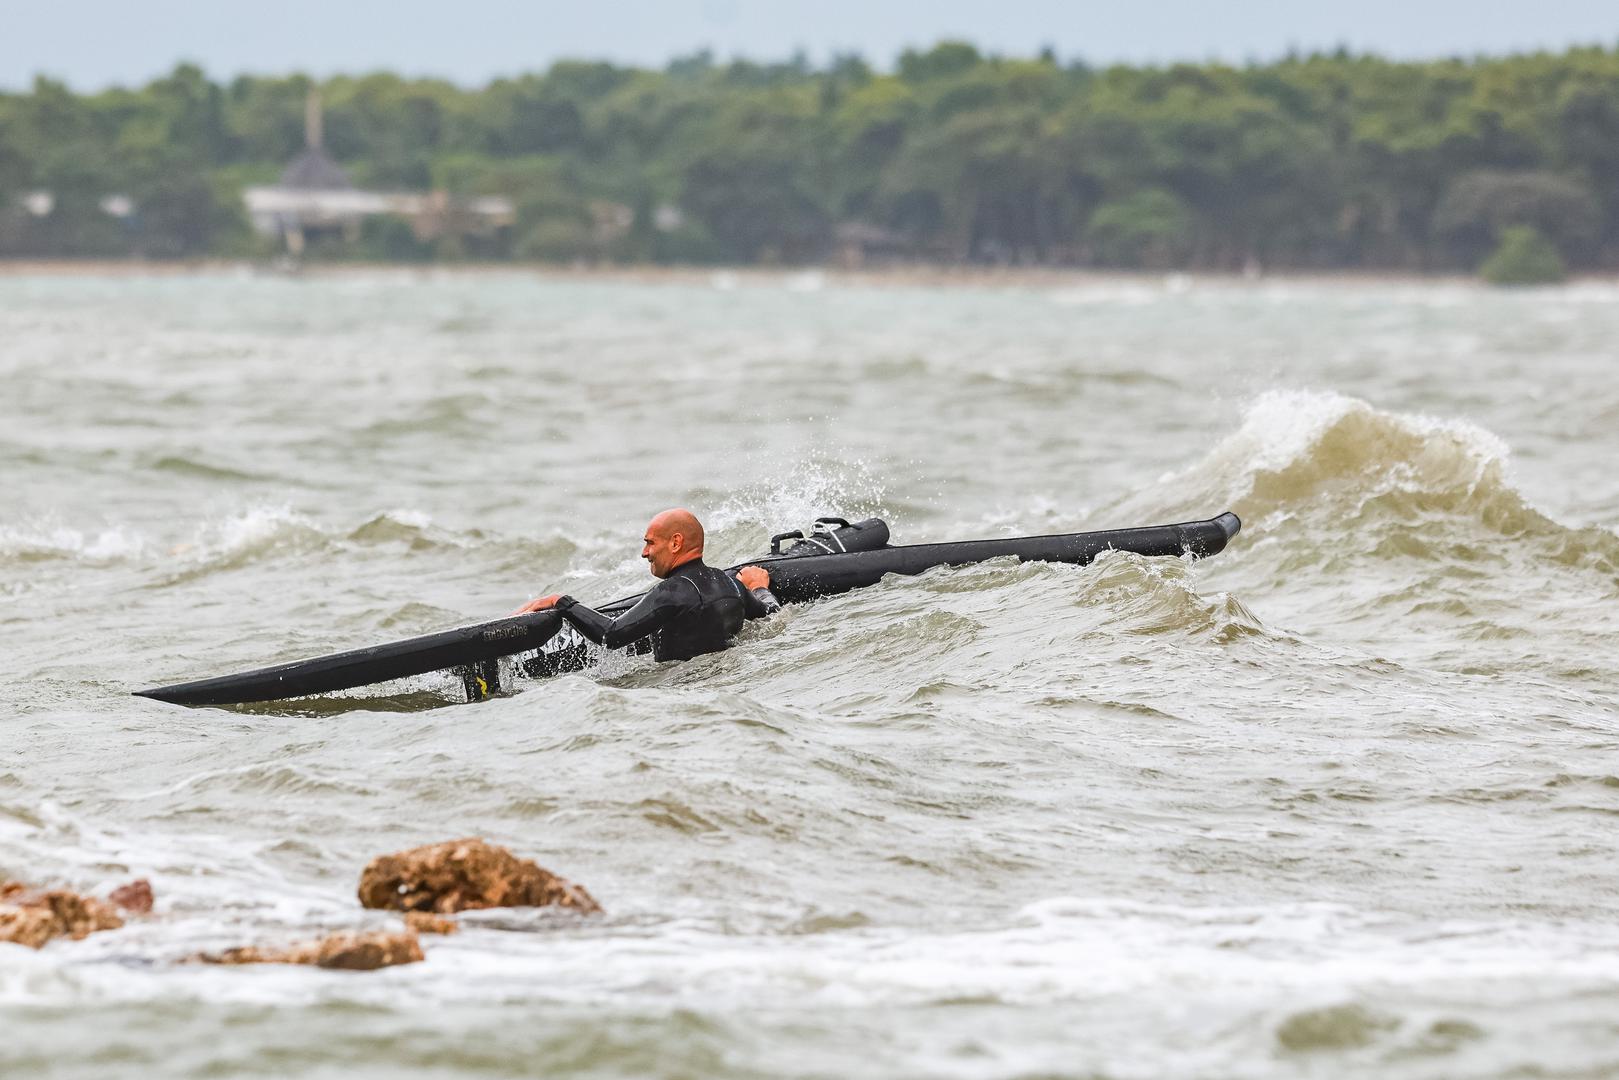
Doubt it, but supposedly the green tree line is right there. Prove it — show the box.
[2,42,1618,271]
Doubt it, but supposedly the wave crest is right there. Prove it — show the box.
[1196,392,1512,521]
[1079,551,1266,642]
[1148,392,1618,575]
[0,523,147,563]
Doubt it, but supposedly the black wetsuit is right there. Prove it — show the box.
[554,559,780,662]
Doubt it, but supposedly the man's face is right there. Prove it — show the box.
[642,527,682,578]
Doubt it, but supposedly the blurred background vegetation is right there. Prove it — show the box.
[2,41,1617,277]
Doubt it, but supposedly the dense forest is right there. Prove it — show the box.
[3,42,1618,273]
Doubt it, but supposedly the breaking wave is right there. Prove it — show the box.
[1135,391,1619,577]
[0,522,148,564]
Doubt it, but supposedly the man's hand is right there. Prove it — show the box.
[512,594,563,615]
[737,565,770,591]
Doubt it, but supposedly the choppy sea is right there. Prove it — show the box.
[2,269,1617,1078]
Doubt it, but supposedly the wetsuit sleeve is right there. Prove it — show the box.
[550,596,615,645]
[555,581,694,650]
[742,586,780,619]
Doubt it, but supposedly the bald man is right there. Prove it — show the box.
[513,509,780,663]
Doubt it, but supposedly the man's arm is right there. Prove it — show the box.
[736,565,780,618]
[554,582,690,649]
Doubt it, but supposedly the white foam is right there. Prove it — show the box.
[191,504,321,558]
[0,521,147,562]
[973,494,1068,535]
[708,453,889,539]
[8,894,1618,1014]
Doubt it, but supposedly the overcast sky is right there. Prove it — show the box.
[5,0,1617,90]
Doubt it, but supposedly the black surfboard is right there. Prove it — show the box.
[134,512,1239,707]
[757,511,1240,604]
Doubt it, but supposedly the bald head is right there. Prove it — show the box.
[641,508,705,578]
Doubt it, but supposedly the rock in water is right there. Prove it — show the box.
[109,879,154,914]
[0,905,60,949]
[295,930,425,970]
[403,911,459,935]
[0,883,125,949]
[356,838,601,915]
[200,930,425,971]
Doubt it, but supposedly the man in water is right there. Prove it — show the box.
[514,508,779,662]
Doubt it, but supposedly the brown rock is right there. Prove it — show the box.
[198,930,424,971]
[0,905,59,949]
[403,912,459,935]
[38,890,124,939]
[357,838,601,915]
[109,879,154,914]
[296,930,424,970]
[0,884,124,950]
[199,944,272,965]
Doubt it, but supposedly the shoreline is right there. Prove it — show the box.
[0,257,1606,288]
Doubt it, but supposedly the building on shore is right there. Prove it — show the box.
[243,92,514,255]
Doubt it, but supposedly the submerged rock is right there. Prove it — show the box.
[357,838,601,915]
[0,883,126,949]
[1276,1003,1399,1051]
[403,911,459,935]
[199,929,424,971]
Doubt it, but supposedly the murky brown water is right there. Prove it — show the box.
[3,269,1617,1078]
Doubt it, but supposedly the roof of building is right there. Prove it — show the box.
[278,148,352,191]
